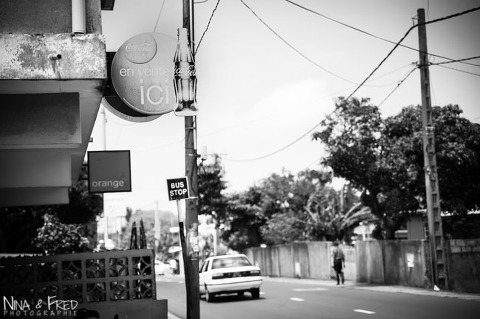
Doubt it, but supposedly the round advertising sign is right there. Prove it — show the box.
[111,33,176,115]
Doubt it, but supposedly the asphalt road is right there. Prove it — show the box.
[157,275,480,319]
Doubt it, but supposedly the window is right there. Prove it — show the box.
[211,257,251,269]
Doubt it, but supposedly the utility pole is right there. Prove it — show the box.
[182,0,200,318]
[417,8,447,290]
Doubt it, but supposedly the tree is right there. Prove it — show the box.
[33,214,90,255]
[384,104,480,238]
[259,169,345,244]
[198,154,228,222]
[221,188,265,252]
[0,206,46,253]
[0,165,103,253]
[314,98,480,238]
[312,97,402,238]
[225,168,363,246]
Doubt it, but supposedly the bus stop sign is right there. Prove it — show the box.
[167,177,189,201]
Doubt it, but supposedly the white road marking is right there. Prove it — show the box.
[293,288,328,292]
[260,292,265,295]
[354,309,376,315]
[290,297,304,302]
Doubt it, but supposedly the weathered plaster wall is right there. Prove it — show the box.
[0,34,106,80]
[0,0,102,34]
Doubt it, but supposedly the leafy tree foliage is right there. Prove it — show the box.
[0,206,46,253]
[198,154,228,222]
[0,166,103,253]
[313,98,480,239]
[33,214,90,255]
[221,188,265,252]
[222,169,364,249]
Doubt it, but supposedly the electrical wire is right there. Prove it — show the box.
[283,0,480,68]
[224,121,323,162]
[223,64,414,163]
[434,64,480,77]
[239,0,363,86]
[345,5,480,100]
[430,56,480,66]
[195,0,222,54]
[225,5,480,163]
[153,0,167,32]
[378,66,418,107]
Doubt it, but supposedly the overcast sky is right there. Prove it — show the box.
[89,0,480,214]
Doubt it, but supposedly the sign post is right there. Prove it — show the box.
[167,176,199,319]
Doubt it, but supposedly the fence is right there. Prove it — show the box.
[0,249,167,319]
[246,239,480,293]
[447,239,480,293]
[355,240,428,288]
[246,242,356,281]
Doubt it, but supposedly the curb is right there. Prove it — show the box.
[168,312,182,319]
[263,276,480,301]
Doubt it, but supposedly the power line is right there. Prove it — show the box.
[283,0,480,68]
[153,0,167,32]
[378,66,417,107]
[434,64,480,77]
[225,5,480,163]
[221,65,411,162]
[195,0,222,54]
[430,56,480,66]
[346,5,480,100]
[239,0,362,86]
[224,121,323,162]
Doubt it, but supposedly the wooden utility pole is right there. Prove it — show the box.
[417,8,447,289]
[182,0,200,318]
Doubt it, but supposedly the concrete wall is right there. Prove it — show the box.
[246,239,480,292]
[447,239,480,293]
[356,240,428,287]
[0,0,102,34]
[247,242,356,281]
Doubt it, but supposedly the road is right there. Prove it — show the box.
[156,275,480,319]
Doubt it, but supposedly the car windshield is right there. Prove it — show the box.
[211,256,251,269]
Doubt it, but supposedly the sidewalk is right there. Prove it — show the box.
[264,276,480,301]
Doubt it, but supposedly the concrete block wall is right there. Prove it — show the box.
[247,242,356,281]
[447,239,480,293]
[247,239,480,292]
[355,240,428,288]
[356,240,385,284]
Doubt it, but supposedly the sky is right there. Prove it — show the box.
[89,0,480,215]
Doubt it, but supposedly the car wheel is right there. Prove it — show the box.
[205,286,215,303]
[251,288,260,299]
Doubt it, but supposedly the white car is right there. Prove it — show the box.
[154,260,170,276]
[199,254,263,302]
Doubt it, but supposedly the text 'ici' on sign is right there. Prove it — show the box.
[167,177,189,201]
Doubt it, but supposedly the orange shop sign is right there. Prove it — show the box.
[88,151,132,193]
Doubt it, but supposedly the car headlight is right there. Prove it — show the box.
[250,270,261,276]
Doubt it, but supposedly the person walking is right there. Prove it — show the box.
[332,240,345,285]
